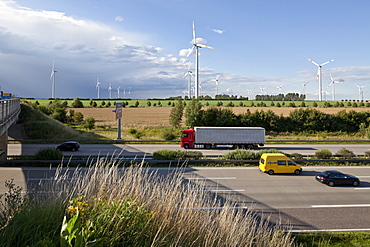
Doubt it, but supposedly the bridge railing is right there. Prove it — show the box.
[0,98,21,135]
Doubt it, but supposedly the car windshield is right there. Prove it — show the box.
[321,171,332,177]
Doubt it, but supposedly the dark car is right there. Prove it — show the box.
[56,141,80,152]
[315,170,360,187]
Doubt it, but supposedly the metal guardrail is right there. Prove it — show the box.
[0,98,21,136]
[7,139,370,144]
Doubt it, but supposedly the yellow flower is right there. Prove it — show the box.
[76,202,83,206]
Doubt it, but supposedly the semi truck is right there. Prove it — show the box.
[180,127,265,149]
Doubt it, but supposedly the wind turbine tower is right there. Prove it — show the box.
[117,86,120,98]
[183,62,194,98]
[185,22,214,98]
[328,74,342,101]
[307,58,335,101]
[108,83,112,99]
[50,61,57,98]
[356,84,367,101]
[96,78,101,99]
[215,74,221,97]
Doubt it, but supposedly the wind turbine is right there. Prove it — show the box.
[214,74,221,97]
[50,61,57,98]
[184,21,214,98]
[302,81,309,95]
[355,84,367,101]
[108,83,112,99]
[277,85,282,92]
[327,74,342,101]
[96,78,101,99]
[183,62,194,98]
[117,86,121,98]
[307,58,335,101]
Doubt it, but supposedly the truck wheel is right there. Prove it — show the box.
[294,169,301,175]
[239,144,246,149]
[184,144,189,149]
[268,170,274,175]
[205,144,212,149]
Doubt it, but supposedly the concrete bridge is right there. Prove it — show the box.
[0,98,21,162]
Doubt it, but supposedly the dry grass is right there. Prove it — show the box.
[71,107,370,128]
[37,158,294,246]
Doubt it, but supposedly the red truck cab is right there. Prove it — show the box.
[181,128,195,149]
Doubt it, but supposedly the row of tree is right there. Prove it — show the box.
[255,93,306,101]
[170,99,370,134]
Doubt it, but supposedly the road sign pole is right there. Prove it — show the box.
[114,102,123,140]
[117,118,121,140]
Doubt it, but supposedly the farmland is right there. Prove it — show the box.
[70,106,370,128]
[21,98,370,140]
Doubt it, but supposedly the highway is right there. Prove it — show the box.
[7,143,370,157]
[1,166,369,232]
[2,143,370,232]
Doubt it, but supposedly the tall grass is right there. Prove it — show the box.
[1,158,294,246]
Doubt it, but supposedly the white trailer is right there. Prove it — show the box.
[181,127,265,149]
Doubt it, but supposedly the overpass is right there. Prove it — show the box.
[0,98,21,162]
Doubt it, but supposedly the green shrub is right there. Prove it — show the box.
[315,149,332,159]
[222,149,257,160]
[365,150,370,158]
[34,148,63,160]
[288,153,303,160]
[153,149,202,160]
[128,128,137,135]
[336,148,355,159]
[255,149,283,160]
[162,130,177,140]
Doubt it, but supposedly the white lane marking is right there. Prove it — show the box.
[357,176,370,178]
[355,188,370,190]
[27,178,78,181]
[287,228,370,233]
[184,177,236,180]
[182,206,249,210]
[312,204,370,208]
[195,189,245,192]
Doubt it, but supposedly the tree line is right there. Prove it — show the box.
[170,99,370,134]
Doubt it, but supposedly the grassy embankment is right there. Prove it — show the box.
[18,104,102,141]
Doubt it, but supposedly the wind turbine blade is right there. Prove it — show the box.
[184,46,195,60]
[320,59,335,66]
[316,67,320,81]
[192,21,196,44]
[216,74,220,80]
[198,44,214,49]
[330,74,334,82]
[307,58,319,67]
[50,61,55,79]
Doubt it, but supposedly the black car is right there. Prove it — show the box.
[315,170,360,187]
[56,141,80,152]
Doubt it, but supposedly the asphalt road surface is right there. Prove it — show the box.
[1,166,369,232]
[7,143,370,157]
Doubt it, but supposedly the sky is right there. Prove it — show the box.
[0,0,370,100]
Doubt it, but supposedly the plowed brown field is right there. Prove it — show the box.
[70,107,370,128]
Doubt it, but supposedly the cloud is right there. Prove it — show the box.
[0,1,187,99]
[115,16,124,22]
[209,28,225,34]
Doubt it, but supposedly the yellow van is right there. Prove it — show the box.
[259,153,302,175]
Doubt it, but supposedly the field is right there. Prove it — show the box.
[70,106,370,128]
